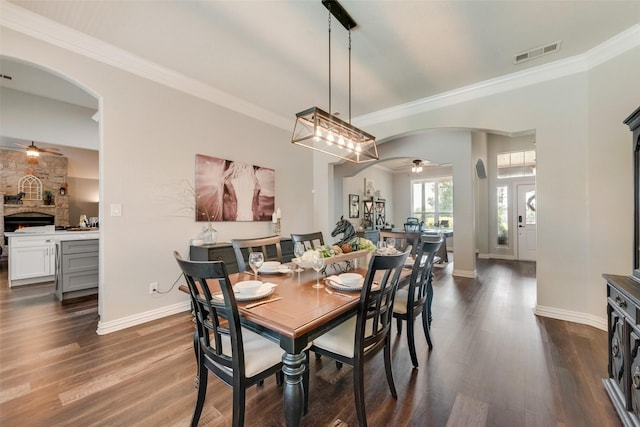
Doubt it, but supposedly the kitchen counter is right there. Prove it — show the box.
[5,226,100,287]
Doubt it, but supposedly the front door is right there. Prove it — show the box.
[517,184,537,261]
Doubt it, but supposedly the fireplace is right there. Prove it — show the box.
[3,212,55,244]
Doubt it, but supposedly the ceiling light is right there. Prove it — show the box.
[411,159,423,173]
[26,146,40,157]
[292,0,378,164]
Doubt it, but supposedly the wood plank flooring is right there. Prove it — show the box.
[0,259,621,426]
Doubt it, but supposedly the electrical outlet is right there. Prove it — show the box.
[149,282,158,294]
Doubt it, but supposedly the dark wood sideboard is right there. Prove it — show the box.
[604,106,640,427]
[604,274,640,426]
[189,238,295,274]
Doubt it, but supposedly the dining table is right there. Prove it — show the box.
[180,255,410,426]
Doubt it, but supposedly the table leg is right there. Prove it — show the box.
[282,352,306,426]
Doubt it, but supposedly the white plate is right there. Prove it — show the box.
[325,278,364,292]
[234,286,275,301]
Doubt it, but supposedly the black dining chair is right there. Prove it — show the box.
[379,230,420,256]
[231,235,283,272]
[392,237,443,367]
[310,251,409,427]
[290,231,325,250]
[404,217,423,233]
[173,251,285,427]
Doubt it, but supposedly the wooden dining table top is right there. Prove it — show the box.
[179,260,412,347]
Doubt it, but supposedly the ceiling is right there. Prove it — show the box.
[1,1,639,171]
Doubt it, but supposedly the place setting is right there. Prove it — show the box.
[212,280,280,308]
[324,272,364,292]
[258,261,293,275]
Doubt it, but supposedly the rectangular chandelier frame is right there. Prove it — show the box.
[292,107,378,164]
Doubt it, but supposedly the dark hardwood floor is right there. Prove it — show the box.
[0,258,621,426]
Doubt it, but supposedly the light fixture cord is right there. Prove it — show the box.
[328,10,332,118]
[349,28,352,124]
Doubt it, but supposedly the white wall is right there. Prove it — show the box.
[351,47,639,328]
[0,87,99,150]
[342,165,394,230]
[1,27,314,332]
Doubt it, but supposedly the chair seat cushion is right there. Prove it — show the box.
[313,315,357,358]
[393,289,409,315]
[210,327,283,378]
[313,316,380,359]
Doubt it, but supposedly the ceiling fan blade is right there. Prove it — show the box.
[41,149,63,156]
[41,146,61,151]
[14,142,29,149]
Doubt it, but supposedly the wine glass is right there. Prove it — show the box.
[248,252,264,280]
[293,242,305,272]
[311,251,325,289]
[387,237,396,250]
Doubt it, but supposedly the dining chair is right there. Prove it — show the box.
[173,251,284,427]
[404,217,423,233]
[392,237,443,367]
[310,250,409,427]
[231,235,283,272]
[290,231,325,250]
[379,230,420,256]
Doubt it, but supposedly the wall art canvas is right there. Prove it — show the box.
[195,154,275,222]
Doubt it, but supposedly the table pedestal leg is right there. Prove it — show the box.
[282,352,306,426]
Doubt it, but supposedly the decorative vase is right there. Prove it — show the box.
[203,226,217,245]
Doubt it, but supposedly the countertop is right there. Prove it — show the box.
[5,229,100,241]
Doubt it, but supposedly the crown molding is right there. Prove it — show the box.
[0,1,292,132]
[355,24,640,128]
[2,1,638,132]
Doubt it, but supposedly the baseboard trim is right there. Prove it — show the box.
[96,300,191,335]
[453,269,477,278]
[534,304,607,331]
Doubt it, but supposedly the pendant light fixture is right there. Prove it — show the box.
[291,0,378,164]
[411,159,423,173]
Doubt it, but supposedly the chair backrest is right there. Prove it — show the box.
[404,222,422,233]
[356,251,409,358]
[290,232,325,250]
[405,237,443,312]
[439,220,450,228]
[173,251,245,381]
[231,235,283,272]
[406,217,420,224]
[379,231,421,256]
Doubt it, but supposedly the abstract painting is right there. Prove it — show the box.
[195,154,275,222]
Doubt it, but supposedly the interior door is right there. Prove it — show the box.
[517,184,537,261]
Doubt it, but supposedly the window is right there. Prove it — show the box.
[411,177,453,227]
[497,150,536,178]
[497,185,508,246]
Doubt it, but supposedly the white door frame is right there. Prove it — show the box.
[516,183,537,261]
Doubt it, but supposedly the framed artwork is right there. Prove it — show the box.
[349,194,359,218]
[195,154,275,222]
[365,178,375,198]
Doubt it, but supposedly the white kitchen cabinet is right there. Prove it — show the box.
[9,237,55,286]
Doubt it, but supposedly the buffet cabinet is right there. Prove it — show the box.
[189,239,295,274]
[604,274,640,427]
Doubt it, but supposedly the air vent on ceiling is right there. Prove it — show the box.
[513,40,562,65]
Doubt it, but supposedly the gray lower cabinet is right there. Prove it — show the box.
[55,239,99,301]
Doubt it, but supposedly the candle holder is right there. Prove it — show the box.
[273,218,281,236]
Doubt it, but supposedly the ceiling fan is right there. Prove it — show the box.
[16,141,63,157]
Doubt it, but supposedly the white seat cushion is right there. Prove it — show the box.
[209,327,283,378]
[393,288,408,315]
[313,315,357,358]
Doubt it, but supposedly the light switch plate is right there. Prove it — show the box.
[110,203,122,217]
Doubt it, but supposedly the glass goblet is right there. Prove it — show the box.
[248,251,264,280]
[293,242,305,272]
[311,251,325,289]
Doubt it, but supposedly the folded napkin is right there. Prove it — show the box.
[375,247,402,256]
[257,282,278,293]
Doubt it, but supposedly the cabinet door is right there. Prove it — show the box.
[631,329,640,418]
[610,308,626,392]
[10,243,54,280]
